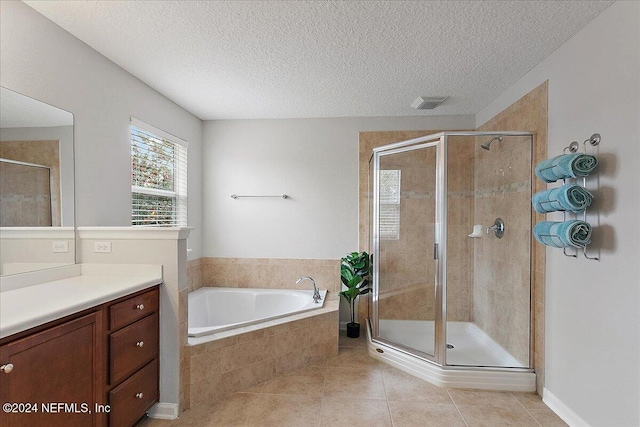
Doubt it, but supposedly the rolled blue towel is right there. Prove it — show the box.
[535,153,598,183]
[532,184,593,213]
[533,220,592,248]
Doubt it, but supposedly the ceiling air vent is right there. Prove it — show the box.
[411,96,448,110]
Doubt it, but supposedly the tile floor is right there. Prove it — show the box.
[143,332,566,427]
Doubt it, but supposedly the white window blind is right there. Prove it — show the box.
[130,118,187,227]
[379,169,401,240]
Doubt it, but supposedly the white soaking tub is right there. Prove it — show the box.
[188,287,327,337]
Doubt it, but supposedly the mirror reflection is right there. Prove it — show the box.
[0,86,75,276]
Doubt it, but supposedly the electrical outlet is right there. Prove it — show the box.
[52,241,69,253]
[94,241,112,253]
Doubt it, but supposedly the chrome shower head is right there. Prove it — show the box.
[481,136,503,151]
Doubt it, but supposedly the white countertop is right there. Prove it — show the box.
[0,264,162,339]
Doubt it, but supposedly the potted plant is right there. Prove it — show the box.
[340,251,371,338]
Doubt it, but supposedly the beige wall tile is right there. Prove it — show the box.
[199,257,340,292]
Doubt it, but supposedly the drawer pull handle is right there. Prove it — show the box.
[135,392,143,399]
[136,304,145,310]
[1,363,14,374]
[136,341,144,347]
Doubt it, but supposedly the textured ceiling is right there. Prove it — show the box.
[1,87,73,128]
[25,1,613,120]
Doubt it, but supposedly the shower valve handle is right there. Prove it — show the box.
[486,218,505,238]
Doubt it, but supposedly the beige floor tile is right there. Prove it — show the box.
[456,404,539,427]
[447,388,521,408]
[240,381,266,394]
[339,330,368,348]
[261,366,326,396]
[243,394,321,427]
[382,369,453,404]
[323,366,386,399]
[527,407,569,427]
[169,393,257,426]
[139,416,172,426]
[388,401,466,427]
[207,393,259,426]
[319,397,392,427]
[326,347,382,368]
[511,392,548,410]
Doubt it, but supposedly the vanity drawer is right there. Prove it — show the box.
[110,288,159,331]
[109,358,158,427]
[110,312,158,384]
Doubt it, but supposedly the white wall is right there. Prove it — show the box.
[1,126,74,226]
[0,1,203,258]
[477,2,640,426]
[202,115,474,259]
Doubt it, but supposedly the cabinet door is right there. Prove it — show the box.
[0,312,103,427]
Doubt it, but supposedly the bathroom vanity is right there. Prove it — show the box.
[0,265,162,427]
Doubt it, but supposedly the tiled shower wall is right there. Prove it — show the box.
[477,81,547,394]
[358,82,547,394]
[358,131,474,325]
[471,135,533,365]
[446,136,475,322]
[358,130,439,326]
[0,140,61,226]
[377,147,437,322]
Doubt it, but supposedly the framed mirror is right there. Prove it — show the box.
[0,86,75,276]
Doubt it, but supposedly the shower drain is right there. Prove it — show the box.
[446,344,455,349]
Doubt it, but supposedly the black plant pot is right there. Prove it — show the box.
[346,322,360,338]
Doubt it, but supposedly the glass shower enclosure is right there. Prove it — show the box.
[369,131,534,371]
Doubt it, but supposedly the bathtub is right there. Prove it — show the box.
[188,287,328,337]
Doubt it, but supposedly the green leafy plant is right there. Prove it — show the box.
[340,251,372,324]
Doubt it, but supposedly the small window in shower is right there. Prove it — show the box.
[379,169,401,240]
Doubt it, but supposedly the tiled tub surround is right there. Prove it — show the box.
[187,303,339,408]
[187,258,202,292]
[199,257,340,293]
[184,256,340,410]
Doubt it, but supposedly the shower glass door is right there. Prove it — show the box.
[373,141,439,359]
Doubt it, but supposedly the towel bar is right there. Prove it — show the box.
[230,194,288,199]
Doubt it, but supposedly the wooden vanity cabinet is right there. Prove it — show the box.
[0,312,103,427]
[0,285,160,427]
[105,288,159,427]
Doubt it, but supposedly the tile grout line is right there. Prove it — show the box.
[379,365,395,427]
[510,392,545,427]
[446,388,470,427]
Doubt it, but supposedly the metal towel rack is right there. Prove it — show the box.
[557,133,600,260]
[230,194,288,199]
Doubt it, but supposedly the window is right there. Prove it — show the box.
[130,118,187,226]
[379,169,401,240]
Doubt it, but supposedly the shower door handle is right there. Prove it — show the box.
[433,243,438,260]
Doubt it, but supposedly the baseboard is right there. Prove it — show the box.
[148,402,179,420]
[543,388,591,427]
